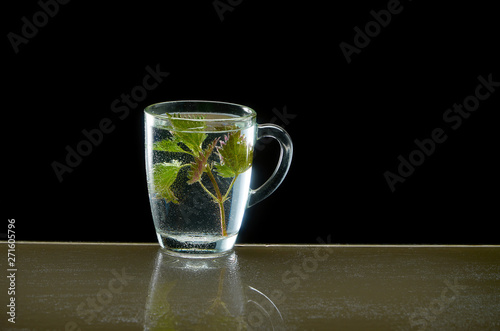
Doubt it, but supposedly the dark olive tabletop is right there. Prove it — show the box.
[1,242,499,330]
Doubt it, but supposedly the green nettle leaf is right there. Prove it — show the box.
[167,113,207,154]
[213,164,235,178]
[215,131,253,178]
[153,139,187,154]
[152,160,184,204]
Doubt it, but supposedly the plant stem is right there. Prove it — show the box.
[206,167,227,236]
[222,175,239,202]
[199,182,218,202]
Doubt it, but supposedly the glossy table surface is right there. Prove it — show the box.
[1,242,499,330]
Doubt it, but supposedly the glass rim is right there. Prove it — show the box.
[144,100,257,122]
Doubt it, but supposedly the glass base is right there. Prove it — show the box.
[156,232,238,258]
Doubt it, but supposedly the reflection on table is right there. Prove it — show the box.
[144,250,284,330]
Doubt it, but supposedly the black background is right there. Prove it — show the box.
[4,0,499,244]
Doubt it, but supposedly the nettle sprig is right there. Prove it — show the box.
[151,113,253,236]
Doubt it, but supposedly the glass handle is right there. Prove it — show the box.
[247,124,293,208]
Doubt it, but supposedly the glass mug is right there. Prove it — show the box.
[144,100,293,257]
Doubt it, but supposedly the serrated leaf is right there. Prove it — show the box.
[215,131,252,177]
[153,139,188,154]
[214,164,235,178]
[152,161,183,204]
[168,113,206,131]
[167,113,207,154]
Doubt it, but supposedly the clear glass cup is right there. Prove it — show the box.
[144,100,293,257]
